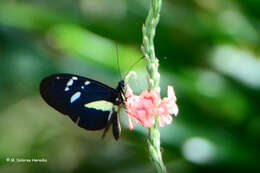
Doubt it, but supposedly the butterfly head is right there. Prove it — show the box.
[118,80,125,90]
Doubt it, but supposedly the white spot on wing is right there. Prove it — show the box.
[72,76,78,80]
[85,81,90,85]
[81,86,84,89]
[56,76,60,79]
[65,87,69,91]
[70,91,81,103]
[67,79,73,86]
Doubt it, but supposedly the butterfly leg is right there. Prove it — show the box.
[101,108,115,139]
[102,105,121,140]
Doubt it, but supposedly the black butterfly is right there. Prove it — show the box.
[40,73,125,140]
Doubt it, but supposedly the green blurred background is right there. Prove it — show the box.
[0,0,260,172]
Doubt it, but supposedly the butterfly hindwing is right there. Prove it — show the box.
[40,74,118,130]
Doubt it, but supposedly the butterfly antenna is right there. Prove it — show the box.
[123,55,145,79]
[115,42,123,79]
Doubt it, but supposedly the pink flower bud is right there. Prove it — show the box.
[125,85,178,129]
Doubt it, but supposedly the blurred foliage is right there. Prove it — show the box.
[0,0,260,173]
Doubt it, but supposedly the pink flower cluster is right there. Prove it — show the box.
[125,85,178,130]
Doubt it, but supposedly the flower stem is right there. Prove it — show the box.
[141,0,167,172]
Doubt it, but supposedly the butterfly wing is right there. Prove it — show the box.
[40,74,118,130]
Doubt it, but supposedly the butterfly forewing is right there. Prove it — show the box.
[40,74,118,130]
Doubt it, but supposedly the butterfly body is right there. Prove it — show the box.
[40,74,125,140]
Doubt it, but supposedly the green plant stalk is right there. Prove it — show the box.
[141,0,167,173]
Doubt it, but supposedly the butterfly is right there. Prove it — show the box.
[40,73,125,140]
